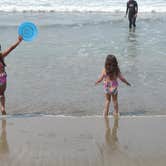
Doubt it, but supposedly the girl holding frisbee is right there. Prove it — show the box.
[0,36,22,115]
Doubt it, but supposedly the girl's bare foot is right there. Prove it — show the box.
[103,110,109,117]
[2,110,6,115]
[113,111,119,118]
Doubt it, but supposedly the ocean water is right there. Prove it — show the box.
[0,0,166,116]
[0,0,166,12]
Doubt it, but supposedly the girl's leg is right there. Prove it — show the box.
[0,83,7,115]
[104,94,111,116]
[112,93,119,115]
[1,95,6,115]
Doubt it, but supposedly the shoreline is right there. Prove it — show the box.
[1,113,166,120]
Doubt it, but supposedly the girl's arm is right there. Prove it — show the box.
[118,72,131,86]
[95,69,105,85]
[1,36,22,58]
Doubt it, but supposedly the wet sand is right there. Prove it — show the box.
[0,115,166,166]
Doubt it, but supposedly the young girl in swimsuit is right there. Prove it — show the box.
[0,36,22,115]
[95,55,131,116]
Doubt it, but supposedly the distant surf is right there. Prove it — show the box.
[0,0,166,13]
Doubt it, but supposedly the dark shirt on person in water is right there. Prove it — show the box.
[126,0,138,16]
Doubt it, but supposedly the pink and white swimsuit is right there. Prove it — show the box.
[0,72,7,86]
[0,61,7,86]
[103,75,118,95]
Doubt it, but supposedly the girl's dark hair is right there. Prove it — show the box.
[105,54,120,79]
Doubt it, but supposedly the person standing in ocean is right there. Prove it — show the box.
[0,36,22,115]
[125,0,138,29]
[95,55,131,116]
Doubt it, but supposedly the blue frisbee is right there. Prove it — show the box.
[18,22,38,41]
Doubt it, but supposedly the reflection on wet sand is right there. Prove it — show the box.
[96,116,120,166]
[104,116,119,151]
[0,119,9,160]
[97,116,141,166]
[0,116,165,166]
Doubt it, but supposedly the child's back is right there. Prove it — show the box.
[95,54,131,116]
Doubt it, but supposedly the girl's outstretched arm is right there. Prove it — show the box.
[118,72,131,86]
[95,69,105,85]
[1,36,22,58]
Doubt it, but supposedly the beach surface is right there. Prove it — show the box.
[0,115,166,166]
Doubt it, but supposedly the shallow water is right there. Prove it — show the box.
[0,12,166,116]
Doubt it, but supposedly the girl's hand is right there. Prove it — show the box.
[127,82,131,86]
[18,36,23,42]
[95,82,98,86]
